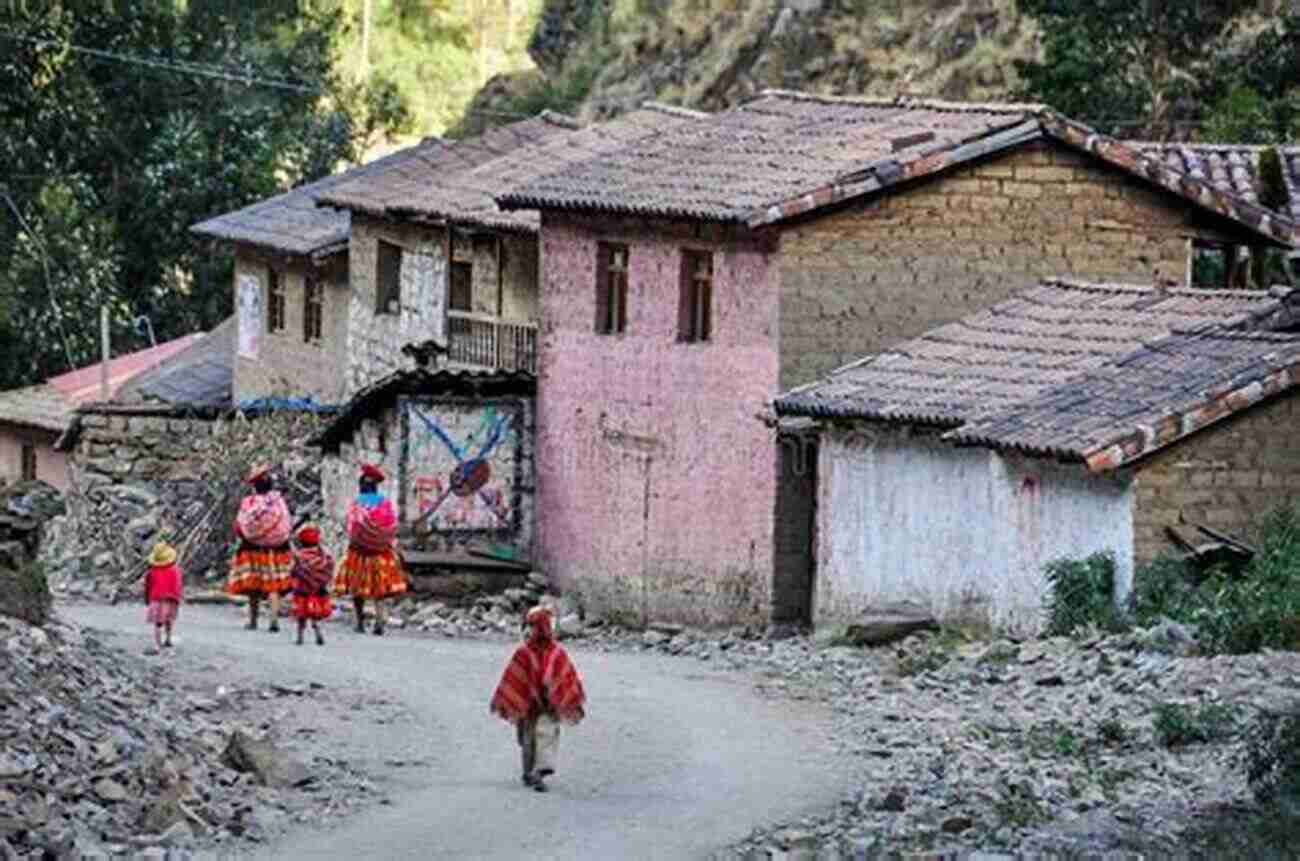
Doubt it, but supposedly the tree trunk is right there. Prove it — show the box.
[358,0,372,82]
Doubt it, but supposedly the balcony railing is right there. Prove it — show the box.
[446,311,538,374]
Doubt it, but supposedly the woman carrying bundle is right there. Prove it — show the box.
[225,464,293,632]
[333,463,407,635]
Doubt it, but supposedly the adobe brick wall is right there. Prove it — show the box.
[536,212,782,626]
[231,248,349,404]
[1132,389,1300,565]
[777,140,1263,389]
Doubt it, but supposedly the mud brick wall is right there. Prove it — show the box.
[1132,389,1300,565]
[777,140,1261,389]
[232,248,349,404]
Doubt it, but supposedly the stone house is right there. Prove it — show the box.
[774,279,1300,635]
[190,143,449,404]
[313,104,705,394]
[495,90,1300,626]
[0,333,205,490]
[310,360,537,570]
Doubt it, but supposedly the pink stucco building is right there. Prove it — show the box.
[499,91,1298,628]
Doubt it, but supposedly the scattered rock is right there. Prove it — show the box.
[835,615,938,647]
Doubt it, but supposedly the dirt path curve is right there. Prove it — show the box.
[62,604,851,860]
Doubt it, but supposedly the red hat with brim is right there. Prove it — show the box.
[246,463,271,484]
[296,523,321,546]
[360,463,385,483]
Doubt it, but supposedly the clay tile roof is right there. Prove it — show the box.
[775,279,1300,469]
[1131,142,1300,222]
[0,385,72,433]
[190,140,447,257]
[314,112,582,228]
[497,90,1298,245]
[382,104,708,232]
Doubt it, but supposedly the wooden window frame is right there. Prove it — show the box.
[678,249,713,343]
[303,276,324,344]
[449,260,473,312]
[266,268,286,334]
[376,239,403,315]
[20,443,36,481]
[595,242,629,335]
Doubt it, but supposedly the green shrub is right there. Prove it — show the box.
[1044,552,1123,637]
[1245,706,1300,804]
[1153,702,1239,748]
[1131,555,1198,626]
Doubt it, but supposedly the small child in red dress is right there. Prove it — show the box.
[143,541,183,651]
[289,523,335,646]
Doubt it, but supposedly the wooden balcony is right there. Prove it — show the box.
[446,311,538,374]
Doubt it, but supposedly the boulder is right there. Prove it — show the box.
[833,615,938,647]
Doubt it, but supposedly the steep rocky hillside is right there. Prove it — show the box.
[453,0,1040,134]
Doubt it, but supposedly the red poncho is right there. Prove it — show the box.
[490,609,586,725]
[144,564,183,603]
[235,491,291,547]
[290,546,334,597]
[346,496,397,552]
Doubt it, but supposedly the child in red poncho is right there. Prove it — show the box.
[143,541,183,651]
[490,606,586,792]
[289,522,334,646]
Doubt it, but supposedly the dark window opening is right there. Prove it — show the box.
[679,249,713,342]
[595,243,628,335]
[449,261,473,312]
[304,277,324,343]
[376,240,403,314]
[267,268,285,333]
[20,444,35,481]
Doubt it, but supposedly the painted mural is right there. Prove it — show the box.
[237,272,261,359]
[399,397,523,538]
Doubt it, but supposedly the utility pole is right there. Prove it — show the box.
[99,305,110,401]
[358,0,372,82]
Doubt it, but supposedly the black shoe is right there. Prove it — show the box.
[521,774,536,787]
[268,622,279,634]
[245,620,257,631]
[373,625,385,637]
[533,780,548,793]
[296,633,304,646]
[315,629,325,646]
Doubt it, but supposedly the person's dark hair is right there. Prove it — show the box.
[253,476,273,494]
[359,477,378,494]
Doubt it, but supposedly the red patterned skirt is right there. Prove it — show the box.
[291,594,333,621]
[226,544,293,596]
[332,546,407,599]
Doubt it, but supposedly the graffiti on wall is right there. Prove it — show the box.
[236,273,261,359]
[400,398,523,537]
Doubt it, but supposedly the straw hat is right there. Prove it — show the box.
[147,541,177,567]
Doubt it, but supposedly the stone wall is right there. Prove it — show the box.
[324,394,535,561]
[232,248,349,404]
[777,140,1263,388]
[346,217,449,394]
[536,212,782,626]
[1132,389,1300,565]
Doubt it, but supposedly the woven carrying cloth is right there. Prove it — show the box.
[235,491,292,547]
[346,496,397,552]
[334,496,406,599]
[490,610,586,725]
[290,546,335,620]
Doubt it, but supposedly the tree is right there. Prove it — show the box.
[1016,0,1256,138]
[0,0,411,390]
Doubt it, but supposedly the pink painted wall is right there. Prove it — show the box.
[536,214,782,625]
[0,427,70,491]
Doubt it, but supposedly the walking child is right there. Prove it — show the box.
[143,541,183,651]
[489,606,586,792]
[289,522,334,646]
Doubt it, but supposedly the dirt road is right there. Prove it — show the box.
[63,604,851,860]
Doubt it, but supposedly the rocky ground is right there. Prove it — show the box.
[23,569,1300,859]
[0,610,396,860]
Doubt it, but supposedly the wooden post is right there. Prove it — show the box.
[99,305,110,401]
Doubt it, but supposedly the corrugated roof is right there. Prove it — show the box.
[113,316,235,409]
[497,90,1297,245]
[774,279,1300,469]
[45,332,205,405]
[189,139,446,256]
[1131,142,1300,222]
[314,112,581,227]
[383,104,708,233]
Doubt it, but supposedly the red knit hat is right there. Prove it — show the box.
[296,523,321,546]
[360,463,385,483]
